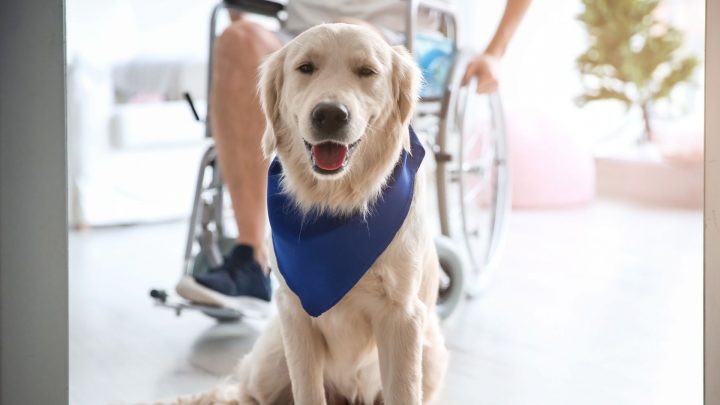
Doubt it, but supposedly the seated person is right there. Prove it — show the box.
[177,0,532,306]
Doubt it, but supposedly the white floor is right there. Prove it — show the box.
[69,199,703,405]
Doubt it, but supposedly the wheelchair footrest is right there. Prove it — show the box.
[149,288,271,322]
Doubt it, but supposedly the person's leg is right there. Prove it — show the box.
[211,20,281,268]
[176,20,281,305]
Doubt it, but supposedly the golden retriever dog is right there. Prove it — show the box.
[165,23,448,405]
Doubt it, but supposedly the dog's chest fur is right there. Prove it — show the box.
[274,174,430,403]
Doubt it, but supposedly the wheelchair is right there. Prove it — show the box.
[151,0,511,322]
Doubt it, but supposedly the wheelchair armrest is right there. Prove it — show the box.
[223,0,286,18]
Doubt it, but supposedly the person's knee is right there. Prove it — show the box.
[215,20,280,66]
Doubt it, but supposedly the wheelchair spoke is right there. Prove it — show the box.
[462,129,485,157]
[463,181,485,204]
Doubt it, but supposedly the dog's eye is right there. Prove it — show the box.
[297,63,316,74]
[357,66,377,77]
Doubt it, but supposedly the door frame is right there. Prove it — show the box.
[0,0,69,403]
[704,0,720,403]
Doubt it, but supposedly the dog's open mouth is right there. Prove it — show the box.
[304,139,361,175]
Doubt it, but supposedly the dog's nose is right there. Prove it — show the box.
[311,102,350,134]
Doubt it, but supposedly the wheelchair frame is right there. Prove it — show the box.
[151,0,511,321]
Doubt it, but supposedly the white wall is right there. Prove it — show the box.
[66,0,219,64]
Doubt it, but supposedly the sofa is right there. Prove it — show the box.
[66,0,228,227]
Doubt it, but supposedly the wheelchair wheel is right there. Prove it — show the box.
[435,235,466,319]
[435,53,511,296]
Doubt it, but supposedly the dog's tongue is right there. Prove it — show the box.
[312,142,348,171]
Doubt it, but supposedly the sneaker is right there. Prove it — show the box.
[176,244,272,313]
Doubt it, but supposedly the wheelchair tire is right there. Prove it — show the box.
[434,235,466,319]
[454,91,510,296]
[434,53,511,296]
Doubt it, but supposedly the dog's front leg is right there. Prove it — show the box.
[374,299,426,405]
[276,289,327,405]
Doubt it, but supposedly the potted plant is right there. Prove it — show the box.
[576,0,699,143]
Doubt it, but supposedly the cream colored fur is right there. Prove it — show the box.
[164,23,448,405]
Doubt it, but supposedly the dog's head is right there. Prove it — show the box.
[259,23,421,214]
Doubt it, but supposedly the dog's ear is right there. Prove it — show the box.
[258,47,286,158]
[391,45,421,150]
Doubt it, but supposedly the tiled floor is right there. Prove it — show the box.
[69,199,703,405]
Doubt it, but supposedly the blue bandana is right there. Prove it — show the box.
[267,127,425,317]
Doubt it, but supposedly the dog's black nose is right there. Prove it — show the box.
[311,102,350,134]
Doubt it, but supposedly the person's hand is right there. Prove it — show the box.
[461,53,502,94]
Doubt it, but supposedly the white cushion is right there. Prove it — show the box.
[111,100,206,149]
[112,57,207,102]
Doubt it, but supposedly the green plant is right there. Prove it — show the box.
[576,0,699,142]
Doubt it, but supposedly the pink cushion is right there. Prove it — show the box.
[506,110,595,208]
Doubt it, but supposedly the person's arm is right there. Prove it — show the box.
[461,0,532,93]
